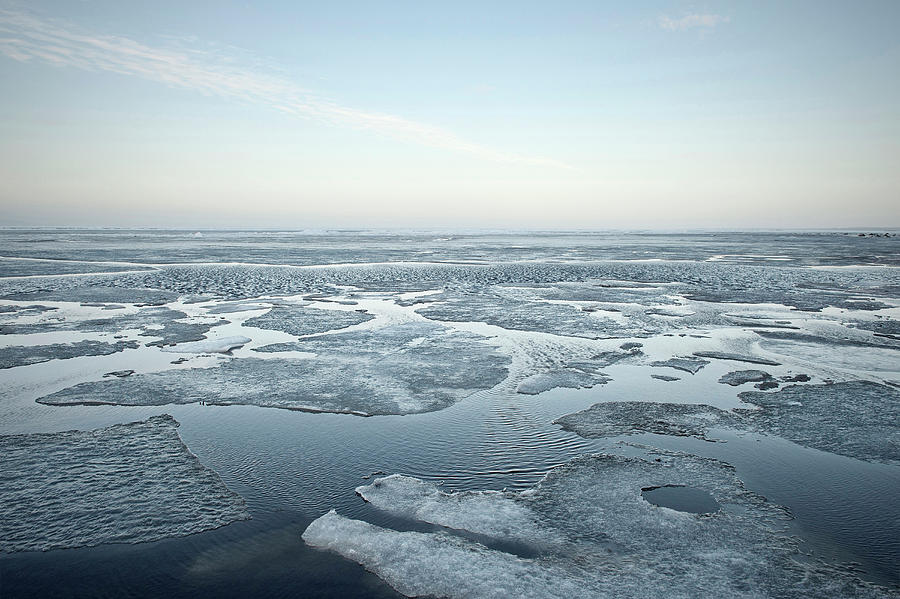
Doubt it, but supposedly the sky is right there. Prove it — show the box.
[0,1,898,229]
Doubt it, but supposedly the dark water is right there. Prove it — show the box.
[641,485,721,514]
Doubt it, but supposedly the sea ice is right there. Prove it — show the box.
[692,351,780,366]
[0,339,139,369]
[40,322,509,415]
[718,370,775,386]
[515,369,610,395]
[302,511,594,599]
[554,402,742,442]
[305,451,889,598]
[650,357,710,374]
[243,304,374,336]
[0,305,218,347]
[737,382,900,464]
[161,335,251,354]
[0,415,249,553]
[356,475,565,547]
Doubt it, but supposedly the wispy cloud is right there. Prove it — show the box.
[0,8,569,168]
[658,14,730,32]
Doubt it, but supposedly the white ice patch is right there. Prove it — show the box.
[302,511,591,599]
[161,335,252,354]
[356,475,564,547]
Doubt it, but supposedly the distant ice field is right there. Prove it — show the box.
[0,230,897,598]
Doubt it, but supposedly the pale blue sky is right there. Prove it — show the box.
[1,1,898,228]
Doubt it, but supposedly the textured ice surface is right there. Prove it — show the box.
[719,370,775,386]
[0,305,217,347]
[738,382,900,464]
[0,339,139,369]
[303,511,596,599]
[515,369,610,395]
[414,286,677,339]
[0,258,153,278]
[356,475,564,547]
[554,402,742,442]
[650,357,710,374]
[692,351,780,366]
[3,286,177,305]
[243,304,374,336]
[651,374,680,382]
[40,323,509,415]
[161,335,251,354]
[306,451,889,598]
[0,415,249,553]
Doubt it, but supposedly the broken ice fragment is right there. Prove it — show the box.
[0,415,249,553]
[649,357,709,374]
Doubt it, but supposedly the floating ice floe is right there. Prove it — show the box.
[0,339,139,369]
[718,370,775,386]
[651,374,680,382]
[0,304,220,348]
[161,335,252,354]
[243,304,374,336]
[737,382,900,464]
[692,351,781,366]
[40,322,509,415]
[515,369,610,395]
[554,402,742,442]
[304,451,889,598]
[0,415,249,553]
[356,474,565,548]
[649,356,710,374]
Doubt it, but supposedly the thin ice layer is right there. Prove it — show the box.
[243,304,374,336]
[737,381,900,464]
[0,305,217,347]
[0,415,249,553]
[516,369,610,395]
[40,322,509,415]
[0,339,139,369]
[650,357,710,374]
[305,452,888,598]
[554,402,742,442]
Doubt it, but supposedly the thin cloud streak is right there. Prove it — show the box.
[0,8,569,168]
[658,14,730,31]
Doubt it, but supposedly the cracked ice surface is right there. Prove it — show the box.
[38,322,510,415]
[305,451,890,598]
[515,369,610,395]
[0,339,140,369]
[737,382,900,465]
[243,304,374,336]
[554,402,743,442]
[0,415,249,553]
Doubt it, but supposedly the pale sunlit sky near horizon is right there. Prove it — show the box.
[0,1,898,229]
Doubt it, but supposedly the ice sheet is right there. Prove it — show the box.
[39,322,510,415]
[737,382,900,464]
[305,451,889,598]
[554,402,742,442]
[0,339,139,369]
[0,415,249,552]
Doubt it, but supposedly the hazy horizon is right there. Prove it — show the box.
[2,1,898,229]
